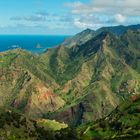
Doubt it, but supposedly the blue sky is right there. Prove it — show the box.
[0,0,140,35]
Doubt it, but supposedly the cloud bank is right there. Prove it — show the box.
[0,0,140,34]
[65,0,140,29]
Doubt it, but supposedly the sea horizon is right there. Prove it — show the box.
[0,34,72,36]
[0,35,71,53]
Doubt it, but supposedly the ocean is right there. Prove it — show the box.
[0,35,70,53]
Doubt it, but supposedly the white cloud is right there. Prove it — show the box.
[73,17,105,29]
[9,12,75,30]
[64,0,140,29]
[114,14,126,23]
[74,18,93,28]
[65,1,84,9]
[65,0,140,16]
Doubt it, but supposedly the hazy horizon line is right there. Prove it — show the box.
[0,34,72,36]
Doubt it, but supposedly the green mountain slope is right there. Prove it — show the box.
[0,49,65,118]
[79,95,140,140]
[62,24,140,48]
[62,28,95,47]
[113,30,140,72]
[38,31,140,127]
[0,27,140,129]
[1,25,140,140]
[0,107,78,140]
[0,107,38,139]
[96,24,140,36]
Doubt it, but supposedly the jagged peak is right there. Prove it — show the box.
[81,28,94,33]
[76,28,95,36]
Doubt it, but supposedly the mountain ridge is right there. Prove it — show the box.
[0,25,140,139]
[62,24,140,48]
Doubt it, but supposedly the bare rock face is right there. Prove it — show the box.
[25,83,65,118]
[11,81,65,118]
